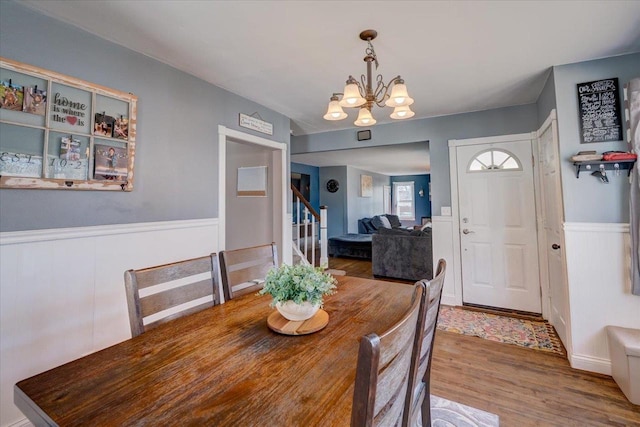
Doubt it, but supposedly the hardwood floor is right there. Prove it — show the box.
[328,256,640,427]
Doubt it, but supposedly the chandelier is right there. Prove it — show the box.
[324,29,414,127]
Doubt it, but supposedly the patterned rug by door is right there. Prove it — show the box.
[436,306,564,355]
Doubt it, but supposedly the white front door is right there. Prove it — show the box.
[457,139,541,313]
[538,112,569,345]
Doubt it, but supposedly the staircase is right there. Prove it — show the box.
[291,184,328,268]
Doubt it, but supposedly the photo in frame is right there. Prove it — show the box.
[237,166,267,196]
[94,144,127,180]
[360,174,372,197]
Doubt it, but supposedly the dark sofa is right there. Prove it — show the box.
[372,227,433,281]
[329,214,404,259]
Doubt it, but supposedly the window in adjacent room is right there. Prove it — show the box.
[393,181,415,221]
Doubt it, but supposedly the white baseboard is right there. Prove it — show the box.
[441,295,458,307]
[6,418,32,427]
[570,354,612,376]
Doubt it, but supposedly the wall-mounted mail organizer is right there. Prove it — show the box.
[573,159,636,178]
[0,57,137,191]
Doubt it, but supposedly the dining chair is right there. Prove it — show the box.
[124,253,220,338]
[404,258,447,427]
[351,282,425,427]
[219,242,278,301]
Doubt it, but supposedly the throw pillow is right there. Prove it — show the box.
[385,214,402,228]
[362,218,375,234]
[370,215,385,230]
[379,215,392,229]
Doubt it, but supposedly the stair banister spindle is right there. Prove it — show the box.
[320,206,328,269]
[311,214,316,265]
[303,207,309,260]
[296,196,301,250]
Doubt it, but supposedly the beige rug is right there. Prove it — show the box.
[431,395,499,426]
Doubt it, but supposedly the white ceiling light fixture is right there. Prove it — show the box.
[324,29,414,127]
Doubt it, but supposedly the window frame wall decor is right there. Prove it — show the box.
[0,57,138,191]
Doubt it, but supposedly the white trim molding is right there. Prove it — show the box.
[563,221,637,375]
[431,216,461,307]
[0,219,219,427]
[0,218,217,245]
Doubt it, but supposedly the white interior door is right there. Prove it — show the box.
[539,113,569,345]
[383,185,391,214]
[457,139,541,313]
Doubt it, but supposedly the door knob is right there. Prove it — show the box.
[462,229,474,234]
[552,243,561,250]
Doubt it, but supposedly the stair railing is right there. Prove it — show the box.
[291,184,328,268]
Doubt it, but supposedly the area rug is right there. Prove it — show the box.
[431,395,499,427]
[436,306,564,355]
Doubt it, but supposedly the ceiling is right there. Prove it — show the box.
[21,0,640,139]
[291,142,430,176]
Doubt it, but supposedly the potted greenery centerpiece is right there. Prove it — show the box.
[259,263,338,321]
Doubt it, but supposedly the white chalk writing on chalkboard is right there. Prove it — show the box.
[577,78,622,143]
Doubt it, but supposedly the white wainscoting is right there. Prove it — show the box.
[432,216,461,307]
[0,219,219,427]
[564,222,639,375]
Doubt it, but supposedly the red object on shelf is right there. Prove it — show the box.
[602,152,638,161]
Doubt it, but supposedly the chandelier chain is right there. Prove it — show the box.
[365,40,379,69]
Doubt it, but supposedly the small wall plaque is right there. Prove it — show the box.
[239,113,273,136]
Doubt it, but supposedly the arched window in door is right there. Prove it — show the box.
[468,149,522,172]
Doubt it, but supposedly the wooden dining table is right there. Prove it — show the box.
[15,275,415,426]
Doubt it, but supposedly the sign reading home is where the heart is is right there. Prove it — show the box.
[50,91,88,128]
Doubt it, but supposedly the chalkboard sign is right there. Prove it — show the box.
[577,78,622,143]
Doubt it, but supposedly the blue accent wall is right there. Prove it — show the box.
[319,166,348,237]
[390,174,431,225]
[290,162,320,213]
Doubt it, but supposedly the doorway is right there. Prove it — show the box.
[450,133,542,313]
[217,126,288,262]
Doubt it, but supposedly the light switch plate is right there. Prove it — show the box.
[441,206,452,216]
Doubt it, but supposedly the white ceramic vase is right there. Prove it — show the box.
[275,300,320,321]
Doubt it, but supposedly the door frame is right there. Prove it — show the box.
[218,125,289,263]
[535,109,569,326]
[448,132,546,313]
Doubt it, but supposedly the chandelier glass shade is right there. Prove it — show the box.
[324,29,415,127]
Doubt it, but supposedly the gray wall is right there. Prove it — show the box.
[319,166,348,238]
[554,53,640,223]
[345,166,389,233]
[292,104,538,217]
[0,1,290,232]
[225,141,274,250]
[537,68,557,128]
